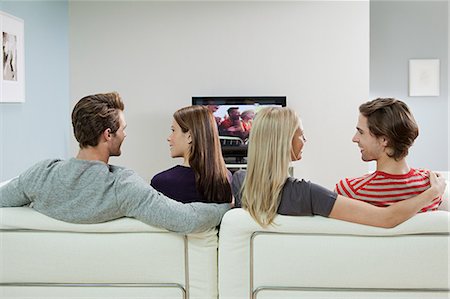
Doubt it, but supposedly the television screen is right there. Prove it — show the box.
[192,96,287,164]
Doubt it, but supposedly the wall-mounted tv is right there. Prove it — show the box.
[192,96,287,164]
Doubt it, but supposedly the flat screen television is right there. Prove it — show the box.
[192,96,287,164]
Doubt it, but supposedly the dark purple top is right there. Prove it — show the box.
[151,165,204,203]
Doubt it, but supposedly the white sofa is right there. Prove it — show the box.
[1,174,449,299]
[218,172,449,299]
[0,207,218,299]
[218,208,449,299]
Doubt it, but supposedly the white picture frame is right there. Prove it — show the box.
[0,11,25,103]
[409,59,440,97]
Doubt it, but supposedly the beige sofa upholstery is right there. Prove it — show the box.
[0,207,218,299]
[1,173,448,299]
[218,179,449,299]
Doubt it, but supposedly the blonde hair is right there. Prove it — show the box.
[241,107,300,226]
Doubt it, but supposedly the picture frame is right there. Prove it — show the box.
[0,11,25,103]
[409,59,440,97]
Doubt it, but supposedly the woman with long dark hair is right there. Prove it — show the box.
[151,105,232,204]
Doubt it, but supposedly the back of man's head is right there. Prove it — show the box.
[72,92,124,148]
[359,98,418,161]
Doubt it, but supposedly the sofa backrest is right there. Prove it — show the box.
[0,207,218,299]
[218,208,450,299]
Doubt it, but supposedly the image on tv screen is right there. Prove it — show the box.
[192,96,286,162]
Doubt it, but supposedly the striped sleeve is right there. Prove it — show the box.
[335,178,353,197]
[335,173,376,198]
[336,169,442,212]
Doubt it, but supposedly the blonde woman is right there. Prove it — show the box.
[232,107,445,228]
[152,105,232,204]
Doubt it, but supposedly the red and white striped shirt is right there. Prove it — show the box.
[335,168,441,212]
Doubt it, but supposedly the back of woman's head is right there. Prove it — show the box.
[242,107,300,226]
[174,105,231,203]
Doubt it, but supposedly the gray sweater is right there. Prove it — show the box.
[0,158,230,234]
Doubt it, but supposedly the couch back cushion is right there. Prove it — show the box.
[218,208,450,299]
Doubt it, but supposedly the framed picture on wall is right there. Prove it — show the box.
[409,59,440,97]
[0,11,25,103]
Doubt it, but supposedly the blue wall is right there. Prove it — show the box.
[0,1,70,181]
[370,1,448,171]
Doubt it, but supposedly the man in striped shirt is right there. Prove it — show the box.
[335,98,441,212]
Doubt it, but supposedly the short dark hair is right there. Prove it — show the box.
[359,98,418,160]
[71,92,124,148]
[227,107,239,115]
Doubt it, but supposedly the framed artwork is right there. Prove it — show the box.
[0,11,25,103]
[409,59,440,97]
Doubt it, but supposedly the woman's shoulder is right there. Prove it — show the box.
[283,176,334,196]
[283,176,309,189]
[232,170,246,184]
[231,170,246,192]
[153,165,192,178]
[151,165,194,185]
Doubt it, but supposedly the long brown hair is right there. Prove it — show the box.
[174,105,232,203]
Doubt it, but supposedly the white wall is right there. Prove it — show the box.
[69,1,369,189]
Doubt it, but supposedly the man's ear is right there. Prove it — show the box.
[103,128,112,141]
[380,136,389,147]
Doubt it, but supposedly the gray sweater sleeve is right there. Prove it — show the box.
[115,170,230,234]
[0,160,45,207]
[0,176,30,207]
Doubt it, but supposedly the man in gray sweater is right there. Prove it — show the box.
[0,92,230,234]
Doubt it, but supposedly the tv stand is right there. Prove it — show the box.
[225,163,247,174]
[224,156,247,165]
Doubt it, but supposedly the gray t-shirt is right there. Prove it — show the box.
[232,170,337,217]
[0,158,230,234]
